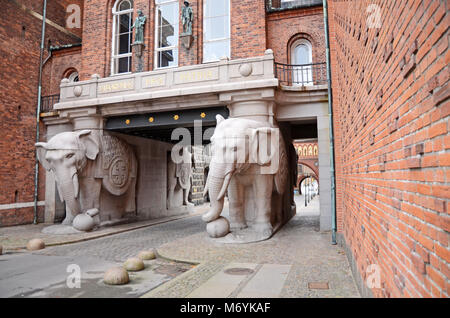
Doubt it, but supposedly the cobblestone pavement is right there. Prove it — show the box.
[145,195,361,298]
[1,195,360,298]
[0,214,206,297]
[0,206,208,251]
[36,215,206,263]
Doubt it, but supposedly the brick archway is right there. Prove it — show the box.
[298,159,319,176]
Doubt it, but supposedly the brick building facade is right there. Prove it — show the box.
[0,0,82,226]
[328,0,449,297]
[2,0,326,226]
[1,0,447,298]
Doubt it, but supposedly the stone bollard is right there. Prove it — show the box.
[0,244,2,255]
[137,250,156,260]
[104,267,129,285]
[26,238,45,251]
[123,257,145,271]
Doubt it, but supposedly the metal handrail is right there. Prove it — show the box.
[40,94,60,113]
[275,62,327,86]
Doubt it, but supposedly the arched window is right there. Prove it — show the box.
[291,38,312,86]
[111,0,134,75]
[68,71,79,82]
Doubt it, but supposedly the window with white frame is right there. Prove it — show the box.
[111,0,133,74]
[155,0,179,68]
[203,0,230,63]
[291,38,313,85]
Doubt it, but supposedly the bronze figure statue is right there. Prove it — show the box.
[181,1,193,35]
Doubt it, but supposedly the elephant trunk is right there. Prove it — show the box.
[202,161,234,223]
[55,169,81,217]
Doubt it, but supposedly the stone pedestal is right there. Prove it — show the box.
[180,33,194,49]
[132,43,145,73]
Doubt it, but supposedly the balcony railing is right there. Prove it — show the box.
[41,94,60,113]
[266,0,323,12]
[275,62,327,87]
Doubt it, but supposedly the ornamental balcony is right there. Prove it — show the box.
[266,0,323,12]
[275,62,327,87]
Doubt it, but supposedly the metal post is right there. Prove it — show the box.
[323,0,337,245]
[33,0,47,224]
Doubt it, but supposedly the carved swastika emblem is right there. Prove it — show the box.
[110,159,128,187]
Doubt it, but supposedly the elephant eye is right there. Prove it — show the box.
[66,153,74,159]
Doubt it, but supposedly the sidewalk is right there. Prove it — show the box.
[0,205,208,251]
[144,195,360,298]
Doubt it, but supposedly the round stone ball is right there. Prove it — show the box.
[104,267,129,285]
[26,238,45,251]
[123,257,145,271]
[206,217,230,238]
[73,213,95,232]
[138,250,156,260]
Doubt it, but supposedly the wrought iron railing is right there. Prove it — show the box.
[266,0,323,12]
[275,62,327,87]
[41,94,60,113]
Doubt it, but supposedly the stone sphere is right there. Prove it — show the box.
[104,267,129,285]
[73,85,83,97]
[26,238,45,251]
[206,217,230,238]
[73,213,95,232]
[138,250,156,260]
[239,63,253,77]
[123,257,145,271]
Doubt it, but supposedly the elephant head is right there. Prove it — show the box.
[36,130,99,218]
[202,115,280,223]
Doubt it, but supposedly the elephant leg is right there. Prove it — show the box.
[228,177,247,230]
[252,175,274,237]
[62,208,75,225]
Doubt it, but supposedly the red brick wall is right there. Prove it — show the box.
[80,0,267,79]
[231,0,266,59]
[267,6,325,64]
[0,0,81,226]
[44,47,82,96]
[328,0,449,297]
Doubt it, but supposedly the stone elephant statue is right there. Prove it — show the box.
[202,115,293,243]
[36,130,137,231]
[167,146,194,209]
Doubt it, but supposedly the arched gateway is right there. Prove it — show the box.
[39,50,332,241]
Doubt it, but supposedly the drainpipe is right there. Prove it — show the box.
[323,0,337,245]
[33,0,48,224]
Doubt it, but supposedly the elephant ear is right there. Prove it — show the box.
[249,127,279,168]
[77,130,99,160]
[216,114,225,126]
[35,142,51,171]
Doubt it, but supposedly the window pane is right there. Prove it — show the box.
[205,0,228,17]
[158,48,178,68]
[158,3,177,26]
[158,25,176,47]
[119,13,131,34]
[119,0,131,11]
[118,33,131,54]
[294,44,310,65]
[204,40,229,62]
[204,16,228,41]
[118,56,130,73]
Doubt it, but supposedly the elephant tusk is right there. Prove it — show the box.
[217,172,232,201]
[202,175,209,197]
[73,173,79,199]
